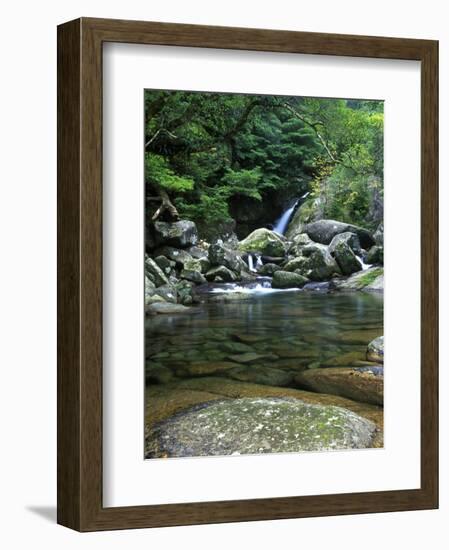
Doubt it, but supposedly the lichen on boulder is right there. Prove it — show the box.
[145,397,377,458]
[239,228,287,257]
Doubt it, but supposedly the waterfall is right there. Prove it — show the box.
[356,255,371,271]
[246,253,262,273]
[272,192,310,235]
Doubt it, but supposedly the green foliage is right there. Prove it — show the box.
[144,90,383,231]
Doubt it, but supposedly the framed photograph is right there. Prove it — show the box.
[57,17,438,531]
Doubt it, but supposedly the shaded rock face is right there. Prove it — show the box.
[257,263,281,276]
[367,336,384,363]
[208,240,243,273]
[239,228,287,257]
[145,256,169,287]
[374,223,384,245]
[205,265,238,282]
[153,246,193,268]
[366,245,384,265]
[303,219,375,249]
[295,367,383,406]
[328,232,362,256]
[272,270,309,289]
[290,244,341,281]
[331,241,362,276]
[153,220,198,248]
[145,397,377,458]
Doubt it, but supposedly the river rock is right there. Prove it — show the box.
[154,255,175,275]
[272,270,309,289]
[185,245,208,260]
[257,263,281,276]
[366,245,384,265]
[175,280,196,305]
[333,267,384,291]
[239,228,287,257]
[295,366,383,406]
[227,366,293,387]
[145,397,377,458]
[153,220,198,248]
[153,246,194,268]
[154,284,178,303]
[146,302,194,315]
[208,240,243,273]
[180,258,207,284]
[367,336,384,363]
[331,240,362,275]
[145,256,169,287]
[227,352,278,363]
[145,276,156,305]
[328,232,362,256]
[205,265,238,282]
[290,244,341,281]
[373,223,384,245]
[303,219,375,249]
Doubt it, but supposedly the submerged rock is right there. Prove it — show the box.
[303,219,375,249]
[228,366,293,387]
[145,397,377,458]
[153,220,198,248]
[272,270,309,289]
[367,336,384,363]
[239,228,287,257]
[295,367,383,406]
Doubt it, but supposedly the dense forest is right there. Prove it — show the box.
[145,90,383,239]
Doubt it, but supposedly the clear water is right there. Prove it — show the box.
[145,290,383,381]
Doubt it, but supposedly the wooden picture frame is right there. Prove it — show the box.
[57,17,438,531]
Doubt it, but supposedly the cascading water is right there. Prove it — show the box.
[272,192,310,235]
[246,252,262,273]
[356,255,372,271]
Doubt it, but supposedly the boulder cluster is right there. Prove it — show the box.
[145,217,384,313]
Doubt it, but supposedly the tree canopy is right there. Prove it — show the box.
[145,90,383,234]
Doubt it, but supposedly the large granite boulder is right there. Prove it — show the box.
[153,220,198,248]
[303,219,375,249]
[145,397,377,458]
[239,228,287,257]
[333,267,384,291]
[271,270,309,289]
[205,265,238,283]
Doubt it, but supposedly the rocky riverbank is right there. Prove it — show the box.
[144,217,384,458]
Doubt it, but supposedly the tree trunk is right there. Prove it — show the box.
[152,189,180,221]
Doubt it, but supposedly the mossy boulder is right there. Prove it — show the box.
[295,367,383,406]
[145,397,377,458]
[153,246,194,268]
[367,336,384,363]
[208,240,244,273]
[333,267,384,291]
[331,241,362,276]
[154,284,178,303]
[257,263,281,276]
[153,220,198,248]
[366,245,384,265]
[180,258,207,284]
[205,265,238,282]
[328,232,362,256]
[291,244,341,281]
[272,270,309,289]
[239,228,287,257]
